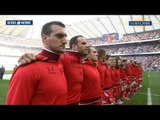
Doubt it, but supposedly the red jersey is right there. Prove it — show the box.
[97,60,106,88]
[126,65,132,77]
[131,64,137,77]
[114,68,121,86]
[120,66,127,81]
[80,58,101,104]
[103,65,112,89]
[6,49,67,105]
[60,50,83,104]
[110,67,115,87]
[126,64,134,82]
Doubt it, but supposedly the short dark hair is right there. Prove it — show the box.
[122,59,127,63]
[115,57,120,69]
[41,21,65,36]
[69,35,84,48]
[115,56,120,61]
[106,54,111,60]
[97,49,106,58]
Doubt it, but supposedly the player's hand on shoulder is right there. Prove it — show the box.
[18,53,36,66]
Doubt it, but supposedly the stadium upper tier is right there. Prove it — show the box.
[1,15,160,40]
[88,30,160,46]
[0,30,160,47]
[123,55,160,71]
[94,40,160,55]
[0,34,43,47]
[0,34,160,71]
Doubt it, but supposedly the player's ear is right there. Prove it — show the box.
[72,44,78,50]
[41,34,48,44]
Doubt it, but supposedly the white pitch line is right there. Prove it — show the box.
[137,92,160,97]
[147,88,152,105]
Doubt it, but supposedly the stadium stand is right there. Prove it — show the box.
[92,30,160,71]
[0,28,160,71]
[0,34,42,70]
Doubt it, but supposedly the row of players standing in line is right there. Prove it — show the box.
[98,53,143,105]
[6,21,143,105]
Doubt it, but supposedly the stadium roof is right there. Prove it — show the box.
[0,15,160,40]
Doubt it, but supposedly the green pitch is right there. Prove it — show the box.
[123,71,160,105]
[0,80,9,105]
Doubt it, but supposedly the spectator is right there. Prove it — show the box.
[0,65,5,80]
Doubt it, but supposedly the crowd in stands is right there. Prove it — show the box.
[0,44,41,57]
[0,30,160,71]
[0,34,43,46]
[0,44,41,70]
[96,40,160,55]
[120,30,160,42]
[87,38,102,46]
[87,30,160,45]
[123,55,160,71]
[1,30,160,47]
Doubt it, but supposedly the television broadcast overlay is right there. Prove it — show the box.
[6,20,33,25]
[129,21,152,26]
[0,15,160,105]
